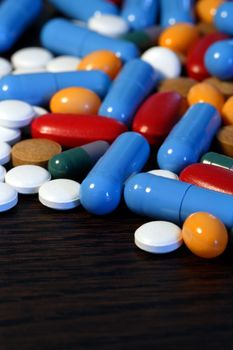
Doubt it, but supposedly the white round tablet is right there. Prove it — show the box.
[148,169,179,180]
[0,100,35,128]
[0,183,18,212]
[33,106,48,118]
[0,165,6,182]
[135,221,183,254]
[0,141,11,165]
[0,57,12,78]
[5,165,51,194]
[39,179,81,210]
[46,55,81,72]
[88,14,129,37]
[11,47,53,69]
[141,47,181,79]
[12,67,47,75]
[0,126,21,145]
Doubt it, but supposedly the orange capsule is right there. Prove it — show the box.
[222,96,233,125]
[196,0,224,24]
[50,87,101,115]
[77,50,122,79]
[159,23,199,55]
[187,82,225,112]
[182,212,228,258]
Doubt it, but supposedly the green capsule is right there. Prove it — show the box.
[120,26,162,51]
[201,151,233,170]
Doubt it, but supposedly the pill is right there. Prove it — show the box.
[182,212,228,258]
[46,56,81,73]
[201,152,233,171]
[11,47,53,69]
[158,77,197,97]
[80,131,150,215]
[159,23,199,56]
[48,141,109,181]
[132,91,183,145]
[88,14,129,37]
[180,163,233,195]
[33,106,48,117]
[159,0,194,27]
[214,2,233,36]
[77,50,122,80]
[204,77,233,99]
[41,18,139,63]
[196,0,223,24]
[0,100,35,129]
[222,96,233,126]
[121,0,158,31]
[0,126,21,145]
[12,67,47,75]
[0,57,12,77]
[141,47,181,79]
[120,26,162,52]
[148,169,179,180]
[50,87,101,115]
[196,21,216,35]
[31,113,127,148]
[0,183,18,212]
[124,172,233,228]
[157,103,221,173]
[217,126,233,158]
[204,39,233,80]
[134,221,182,254]
[39,179,81,210]
[99,59,158,125]
[0,70,111,105]
[5,165,51,194]
[11,138,62,168]
[0,0,42,52]
[186,32,228,81]
[49,0,118,22]
[0,142,11,165]
[187,82,225,112]
[0,165,6,182]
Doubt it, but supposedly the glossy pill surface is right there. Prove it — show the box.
[196,0,223,24]
[201,152,233,170]
[0,183,18,212]
[159,0,194,27]
[222,96,233,126]
[182,212,228,258]
[217,126,233,158]
[214,2,233,36]
[187,82,224,112]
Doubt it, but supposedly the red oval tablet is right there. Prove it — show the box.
[180,163,233,195]
[132,91,183,145]
[31,113,128,148]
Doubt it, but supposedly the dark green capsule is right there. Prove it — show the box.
[201,152,233,171]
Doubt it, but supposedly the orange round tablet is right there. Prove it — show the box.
[77,50,122,79]
[187,82,225,112]
[182,212,228,258]
[222,96,233,125]
[50,87,101,115]
[159,23,199,55]
[196,0,224,24]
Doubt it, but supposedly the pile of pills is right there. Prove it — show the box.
[1,0,233,259]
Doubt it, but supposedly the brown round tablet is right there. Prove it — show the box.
[204,77,233,98]
[11,138,62,168]
[158,77,197,97]
[217,126,233,158]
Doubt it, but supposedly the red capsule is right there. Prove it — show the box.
[31,113,128,148]
[180,163,233,195]
[132,91,183,145]
[186,32,228,81]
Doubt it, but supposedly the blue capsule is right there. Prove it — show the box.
[0,71,111,105]
[121,0,158,30]
[159,0,194,27]
[214,2,233,36]
[99,59,159,125]
[204,40,233,80]
[41,18,139,63]
[157,103,221,174]
[80,132,150,215]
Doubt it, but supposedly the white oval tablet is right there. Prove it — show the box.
[33,106,48,118]
[5,165,51,194]
[0,183,18,212]
[135,221,183,254]
[0,165,6,182]
[11,47,53,69]
[88,14,129,37]
[0,141,11,165]
[141,47,181,79]
[0,126,21,145]
[0,100,35,128]
[148,169,179,180]
[39,179,80,210]
[0,57,12,78]
[46,55,81,72]
[12,67,47,75]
